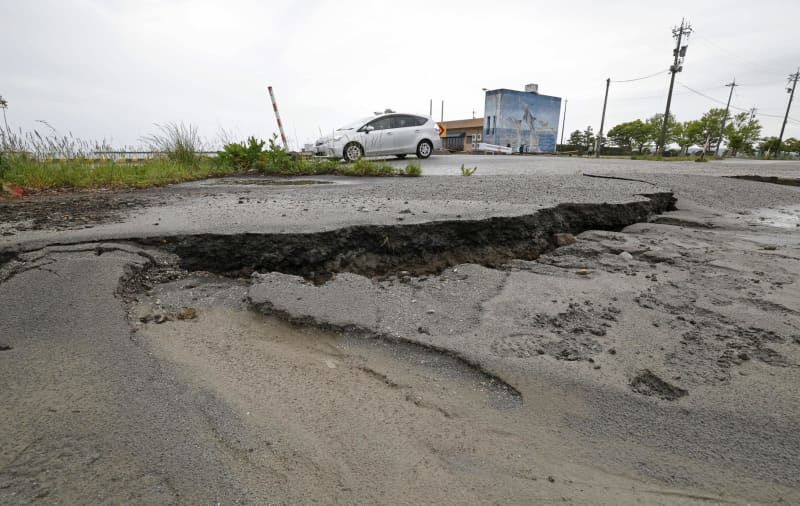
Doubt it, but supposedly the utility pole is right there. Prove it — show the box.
[658,18,692,155]
[715,78,738,157]
[0,95,8,133]
[441,100,444,123]
[560,99,568,145]
[429,99,432,117]
[776,69,799,159]
[596,79,610,158]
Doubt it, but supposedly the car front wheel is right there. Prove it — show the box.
[343,143,364,162]
[416,140,433,159]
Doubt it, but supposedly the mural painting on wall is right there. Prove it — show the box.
[484,90,561,153]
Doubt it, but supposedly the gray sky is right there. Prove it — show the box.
[3,0,799,149]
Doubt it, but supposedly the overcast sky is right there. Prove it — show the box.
[3,0,799,149]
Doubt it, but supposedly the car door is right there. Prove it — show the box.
[389,115,420,154]
[360,116,393,155]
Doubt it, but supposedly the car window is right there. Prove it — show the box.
[365,117,392,131]
[392,115,427,128]
[391,115,413,129]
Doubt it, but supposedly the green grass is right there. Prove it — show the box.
[402,161,422,177]
[0,156,234,190]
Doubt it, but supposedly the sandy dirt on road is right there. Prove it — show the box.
[134,306,744,505]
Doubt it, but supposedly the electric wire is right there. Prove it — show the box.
[611,69,670,83]
[677,81,800,126]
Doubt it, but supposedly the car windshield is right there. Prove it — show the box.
[336,116,376,131]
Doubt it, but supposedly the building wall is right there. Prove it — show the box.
[441,120,484,152]
[483,89,561,153]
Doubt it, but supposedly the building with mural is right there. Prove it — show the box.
[483,86,561,153]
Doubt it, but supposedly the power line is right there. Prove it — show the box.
[675,80,800,126]
[611,69,670,83]
[691,33,786,76]
[676,81,731,107]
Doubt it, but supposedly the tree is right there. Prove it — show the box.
[568,129,584,147]
[758,137,784,157]
[680,119,708,149]
[582,126,595,153]
[607,122,633,150]
[725,112,761,156]
[695,108,728,150]
[645,113,677,147]
[567,127,595,153]
[784,137,800,156]
[628,120,652,153]
[607,121,642,151]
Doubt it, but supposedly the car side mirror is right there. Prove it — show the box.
[362,125,374,133]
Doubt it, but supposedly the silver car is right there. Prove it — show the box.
[315,113,442,161]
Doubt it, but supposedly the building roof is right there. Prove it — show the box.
[441,118,484,129]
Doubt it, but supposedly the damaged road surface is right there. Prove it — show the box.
[2,168,800,504]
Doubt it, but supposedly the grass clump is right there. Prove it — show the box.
[402,161,421,177]
[341,158,395,176]
[460,163,477,176]
[140,122,203,165]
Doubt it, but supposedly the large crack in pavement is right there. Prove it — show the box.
[130,192,676,282]
[105,193,675,403]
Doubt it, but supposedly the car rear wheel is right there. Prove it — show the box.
[416,140,433,159]
[343,143,364,162]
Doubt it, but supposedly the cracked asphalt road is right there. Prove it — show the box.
[2,157,800,504]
